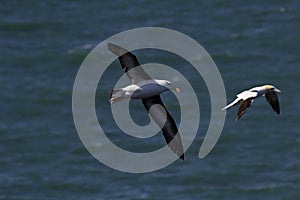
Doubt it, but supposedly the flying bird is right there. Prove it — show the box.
[107,43,184,160]
[222,85,281,120]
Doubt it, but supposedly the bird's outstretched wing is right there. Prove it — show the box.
[237,98,253,120]
[107,43,152,84]
[222,90,257,111]
[265,91,280,114]
[108,43,184,160]
[142,95,184,160]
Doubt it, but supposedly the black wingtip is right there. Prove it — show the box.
[107,43,128,56]
[180,154,184,160]
[276,105,280,115]
[109,89,113,99]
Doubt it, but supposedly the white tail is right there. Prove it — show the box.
[222,98,241,110]
[109,89,127,104]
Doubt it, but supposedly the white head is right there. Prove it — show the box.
[156,80,181,92]
[264,85,281,93]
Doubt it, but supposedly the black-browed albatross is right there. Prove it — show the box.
[222,84,281,120]
[107,43,184,160]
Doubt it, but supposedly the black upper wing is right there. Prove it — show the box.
[142,95,184,160]
[107,43,152,84]
[265,91,280,114]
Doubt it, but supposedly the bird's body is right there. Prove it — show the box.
[109,79,175,103]
[107,43,184,160]
[222,85,281,120]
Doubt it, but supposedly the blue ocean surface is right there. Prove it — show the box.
[1,0,300,199]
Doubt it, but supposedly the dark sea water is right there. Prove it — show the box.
[1,0,300,199]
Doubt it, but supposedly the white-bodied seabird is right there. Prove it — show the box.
[222,85,281,120]
[107,43,184,160]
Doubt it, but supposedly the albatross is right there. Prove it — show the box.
[222,85,281,120]
[107,43,184,160]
